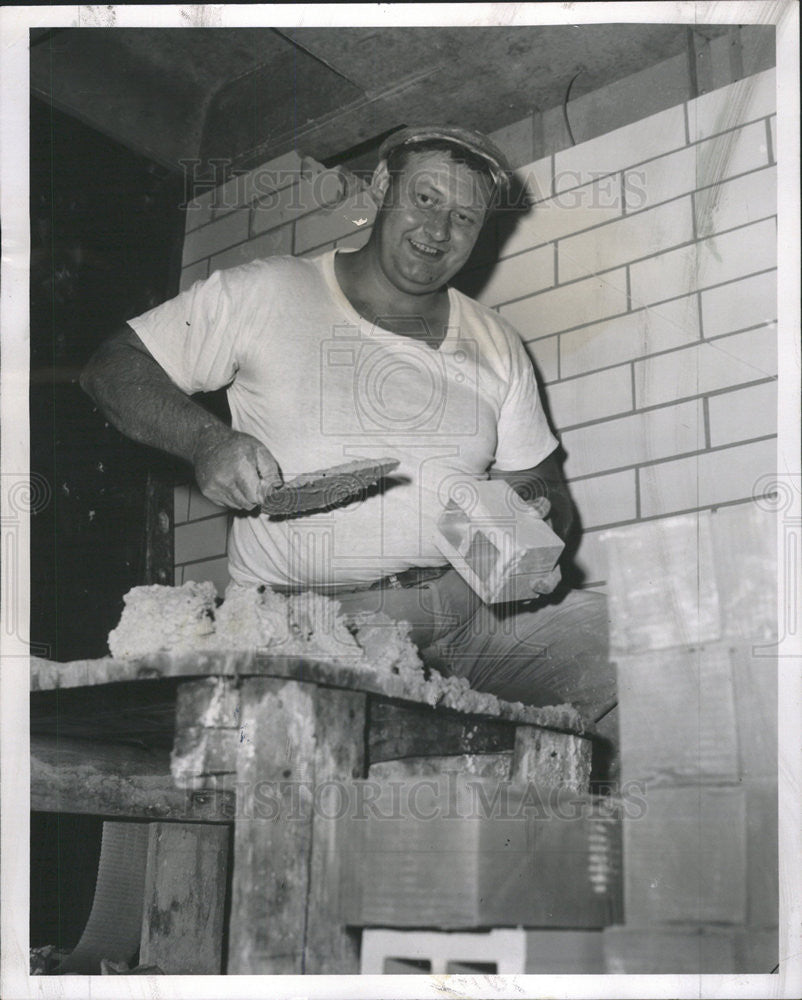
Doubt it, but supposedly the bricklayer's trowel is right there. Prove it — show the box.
[260,457,399,517]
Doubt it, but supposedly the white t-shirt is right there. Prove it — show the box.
[129,251,557,588]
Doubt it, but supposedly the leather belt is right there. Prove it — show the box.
[273,564,449,596]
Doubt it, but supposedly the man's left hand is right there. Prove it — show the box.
[530,566,561,596]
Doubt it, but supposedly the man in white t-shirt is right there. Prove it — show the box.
[81,125,614,723]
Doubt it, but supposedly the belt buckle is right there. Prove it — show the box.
[386,573,403,590]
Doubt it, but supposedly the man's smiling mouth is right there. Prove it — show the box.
[408,239,444,257]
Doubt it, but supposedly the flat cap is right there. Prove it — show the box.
[378,125,511,193]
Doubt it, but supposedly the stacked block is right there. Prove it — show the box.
[600,501,778,973]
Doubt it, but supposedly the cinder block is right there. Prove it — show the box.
[184,192,214,233]
[501,268,627,341]
[629,217,777,306]
[209,150,307,217]
[336,228,372,251]
[181,210,250,267]
[696,165,777,238]
[210,224,293,274]
[573,529,608,586]
[336,776,622,930]
[686,68,776,142]
[567,470,638,530]
[174,515,228,566]
[638,437,777,518]
[179,258,209,292]
[701,269,777,338]
[498,175,622,259]
[187,484,227,522]
[294,189,377,254]
[180,555,231,598]
[545,364,633,431]
[633,324,778,408]
[624,785,747,925]
[616,645,739,786]
[553,104,686,193]
[560,293,700,378]
[711,503,778,644]
[558,198,694,283]
[174,484,191,525]
[769,115,776,162]
[473,243,554,308]
[487,116,535,170]
[508,156,553,206]
[600,512,720,652]
[561,399,704,480]
[627,120,770,211]
[360,927,605,975]
[523,335,558,385]
[708,379,778,448]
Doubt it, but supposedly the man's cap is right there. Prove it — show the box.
[378,125,511,194]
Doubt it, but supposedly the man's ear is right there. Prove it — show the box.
[370,160,391,207]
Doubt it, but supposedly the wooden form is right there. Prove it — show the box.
[31,649,596,975]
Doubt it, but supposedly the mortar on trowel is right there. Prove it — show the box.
[434,479,564,603]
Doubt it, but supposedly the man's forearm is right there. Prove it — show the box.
[80,336,228,464]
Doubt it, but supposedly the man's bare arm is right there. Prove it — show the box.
[80,324,281,508]
[488,451,575,541]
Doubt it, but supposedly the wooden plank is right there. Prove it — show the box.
[31,735,234,822]
[367,697,514,763]
[511,726,592,793]
[170,677,241,788]
[616,645,739,786]
[226,677,315,975]
[303,686,365,974]
[31,652,588,734]
[140,823,229,974]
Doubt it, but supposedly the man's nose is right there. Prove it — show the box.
[424,210,450,242]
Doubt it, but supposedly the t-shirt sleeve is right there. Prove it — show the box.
[492,321,558,471]
[127,268,246,395]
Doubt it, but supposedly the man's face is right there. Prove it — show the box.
[373,150,492,295]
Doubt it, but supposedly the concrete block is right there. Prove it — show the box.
[545,364,633,431]
[498,176,622,259]
[686,68,776,142]
[616,645,739,786]
[701,269,777,338]
[187,484,227,523]
[553,104,686,193]
[567,470,637,530]
[336,227,372,251]
[629,217,777,306]
[501,268,627,341]
[560,293,700,378]
[696,164,776,238]
[173,484,191,525]
[524,335,559,385]
[561,400,704,480]
[633,324,778,408]
[769,114,776,162]
[294,191,377,254]
[184,194,214,233]
[638,437,777,518]
[434,480,564,603]
[558,198,694,283]
[174,515,228,566]
[488,115,535,170]
[708,379,778,448]
[209,150,306,217]
[473,243,554,308]
[180,556,231,598]
[600,512,720,652]
[210,224,293,274]
[573,529,608,586]
[179,258,209,292]
[508,156,553,205]
[623,785,747,924]
[181,210,250,267]
[626,119,770,211]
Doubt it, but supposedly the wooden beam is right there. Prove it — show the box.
[140,822,230,974]
[31,735,234,822]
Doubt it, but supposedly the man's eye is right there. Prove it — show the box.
[454,212,475,226]
[416,191,434,206]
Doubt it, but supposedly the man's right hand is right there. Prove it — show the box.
[193,424,282,510]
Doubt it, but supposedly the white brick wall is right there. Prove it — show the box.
[172,67,778,593]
